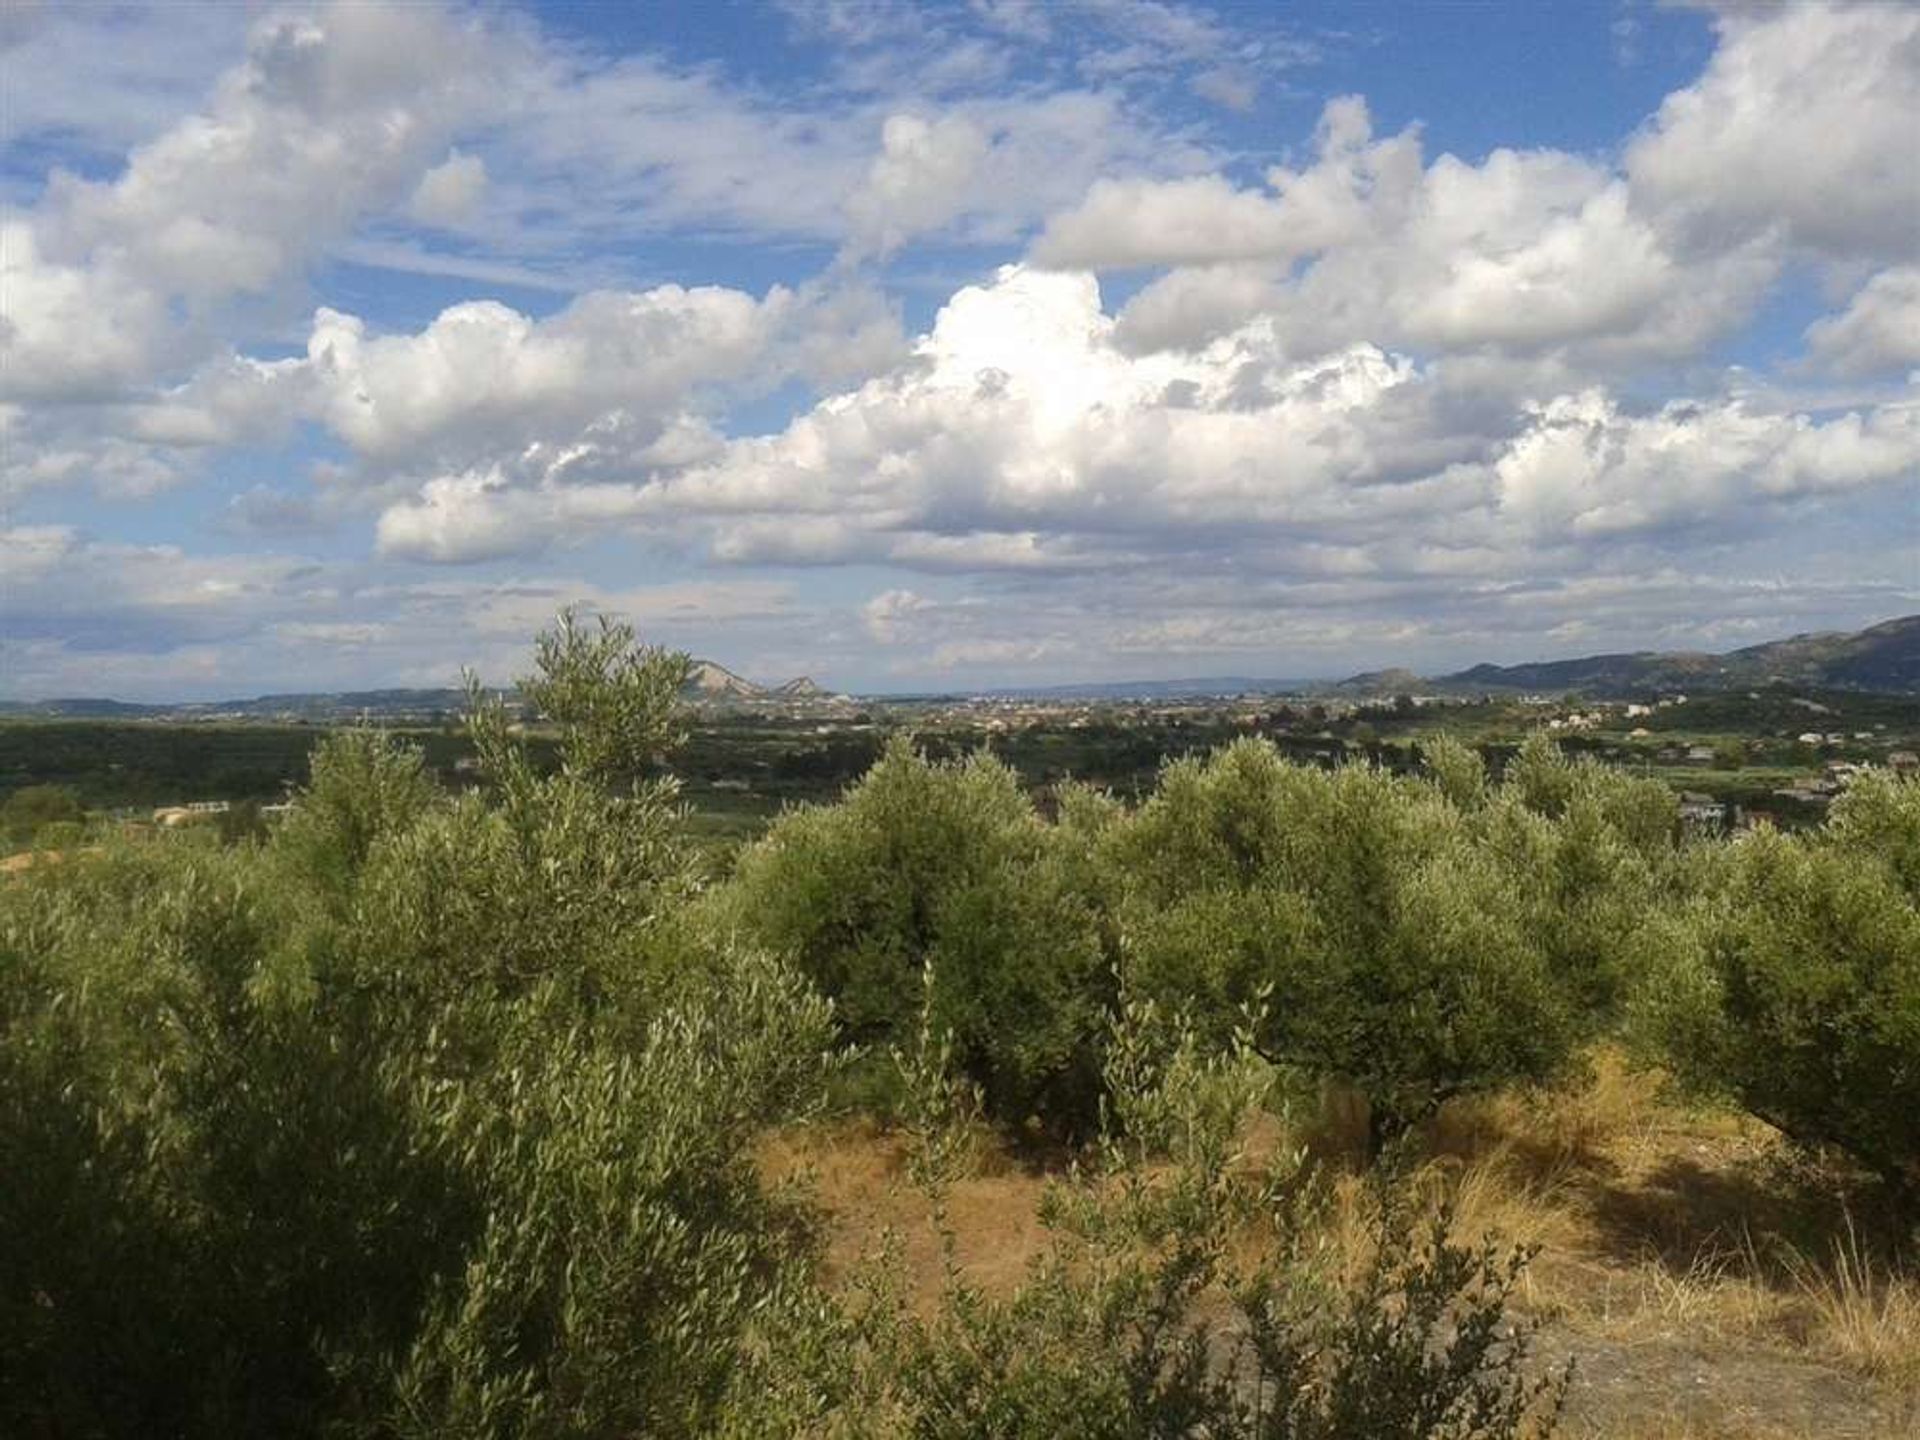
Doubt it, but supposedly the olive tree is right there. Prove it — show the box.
[1653,811,1920,1197]
[722,738,1111,1134]
[1117,740,1580,1150]
[0,612,838,1439]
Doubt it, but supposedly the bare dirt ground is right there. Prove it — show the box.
[1547,1325,1908,1438]
[762,1059,1918,1439]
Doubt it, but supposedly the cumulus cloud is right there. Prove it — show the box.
[0,222,169,400]
[3,2,504,402]
[1489,389,1920,537]
[1038,94,1778,365]
[1803,267,1920,378]
[1031,4,1919,366]
[838,93,1213,257]
[305,286,770,465]
[5,0,1915,695]
[397,265,1911,580]
[1626,1,1920,261]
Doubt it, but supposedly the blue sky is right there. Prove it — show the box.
[3,0,1915,698]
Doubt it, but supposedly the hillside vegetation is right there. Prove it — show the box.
[4,613,1916,1438]
[1427,615,1920,697]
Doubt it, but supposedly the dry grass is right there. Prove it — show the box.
[758,1117,1052,1309]
[760,1050,1918,1435]
[1777,1219,1920,1392]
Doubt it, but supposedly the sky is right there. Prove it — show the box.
[2,0,1916,699]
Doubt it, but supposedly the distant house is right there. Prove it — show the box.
[1685,745,1716,765]
[152,800,230,828]
[1678,792,1728,829]
[1891,751,1919,775]
[1796,732,1825,745]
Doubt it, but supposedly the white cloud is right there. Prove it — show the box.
[341,265,1917,574]
[1626,1,1920,260]
[1039,94,1784,366]
[0,222,168,400]
[1033,93,1396,271]
[1489,389,1920,538]
[1033,3,1919,368]
[1034,174,1302,269]
[0,2,245,162]
[1804,267,1920,378]
[5,0,1913,694]
[5,2,505,401]
[846,113,992,256]
[862,586,935,641]
[409,151,488,229]
[304,286,771,466]
[494,37,1207,257]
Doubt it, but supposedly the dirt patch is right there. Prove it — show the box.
[1546,1325,1914,1438]
[759,1120,1053,1308]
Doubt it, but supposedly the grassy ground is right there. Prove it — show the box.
[761,1052,1918,1438]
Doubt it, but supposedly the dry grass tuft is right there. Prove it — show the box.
[1776,1219,1920,1394]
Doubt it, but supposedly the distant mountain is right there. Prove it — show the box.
[961,676,1319,701]
[678,661,845,705]
[683,660,765,700]
[1327,667,1426,697]
[1380,614,1920,697]
[0,697,162,718]
[1732,615,1920,692]
[0,663,845,721]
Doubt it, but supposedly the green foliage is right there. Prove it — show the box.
[1652,818,1920,1194]
[6,608,1912,1435]
[770,999,1566,1438]
[380,951,835,1440]
[725,737,1111,1135]
[1825,768,1920,902]
[1114,739,1584,1141]
[2,782,84,846]
[269,726,439,900]
[0,614,830,1439]
[512,604,692,789]
[1422,734,1489,811]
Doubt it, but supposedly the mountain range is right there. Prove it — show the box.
[2,617,1915,717]
[1399,613,1920,697]
[0,661,839,721]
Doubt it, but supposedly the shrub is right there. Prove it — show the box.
[1654,826,1920,1196]
[1116,741,1580,1149]
[0,614,836,1439]
[723,738,1110,1135]
[769,998,1568,1438]
[1,783,84,847]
